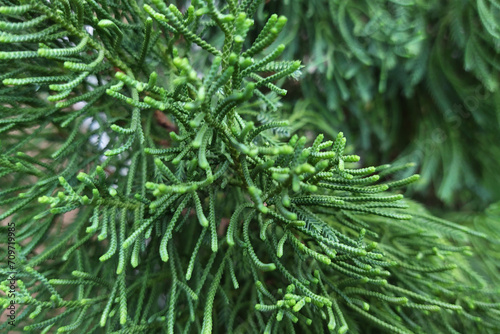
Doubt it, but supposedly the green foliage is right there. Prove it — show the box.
[0,1,499,333]
[258,0,500,207]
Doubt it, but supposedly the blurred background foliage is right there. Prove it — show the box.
[231,0,500,210]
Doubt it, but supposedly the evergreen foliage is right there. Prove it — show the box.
[258,0,500,207]
[0,1,499,333]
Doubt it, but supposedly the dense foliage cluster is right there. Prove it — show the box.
[258,0,500,207]
[0,1,499,333]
